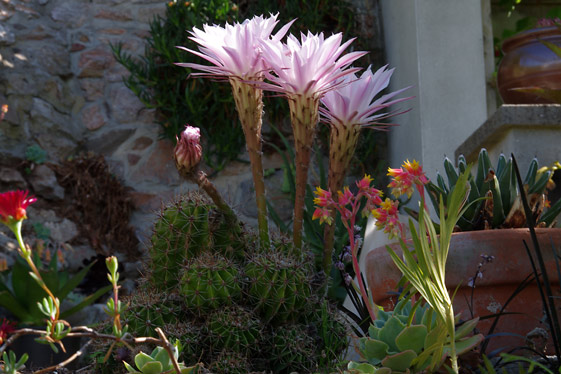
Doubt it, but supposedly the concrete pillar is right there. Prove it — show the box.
[380,0,491,179]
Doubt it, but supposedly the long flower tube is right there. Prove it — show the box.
[320,65,412,275]
[177,14,293,249]
[259,31,366,250]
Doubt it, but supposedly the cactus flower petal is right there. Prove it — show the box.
[0,190,36,226]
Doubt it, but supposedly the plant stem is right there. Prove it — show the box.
[289,95,319,250]
[11,220,59,321]
[230,78,270,249]
[323,123,361,276]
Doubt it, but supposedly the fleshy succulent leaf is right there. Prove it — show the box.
[381,350,417,372]
[378,316,406,353]
[454,317,479,339]
[139,361,164,374]
[347,361,377,373]
[123,361,141,373]
[359,337,389,363]
[395,325,428,354]
[134,352,153,371]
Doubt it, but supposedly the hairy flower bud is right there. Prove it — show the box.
[174,125,202,175]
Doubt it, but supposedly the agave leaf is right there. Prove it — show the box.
[437,173,450,195]
[444,157,459,188]
[528,170,551,195]
[498,160,516,217]
[496,154,507,179]
[540,196,561,227]
[476,149,492,192]
[458,155,467,174]
[488,171,506,228]
[395,325,428,354]
[524,158,539,186]
[381,350,417,372]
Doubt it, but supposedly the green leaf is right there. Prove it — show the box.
[476,149,492,192]
[359,338,389,363]
[381,350,417,372]
[395,325,428,354]
[444,157,459,188]
[378,316,406,353]
[58,260,97,300]
[347,361,377,374]
[139,361,164,374]
[134,352,154,372]
[524,158,539,186]
[454,317,479,339]
[60,284,112,319]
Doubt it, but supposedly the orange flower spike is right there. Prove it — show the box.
[313,186,332,207]
[356,174,374,191]
[312,207,333,225]
[337,187,354,206]
[403,159,429,185]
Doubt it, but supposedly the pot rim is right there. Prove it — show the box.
[502,26,561,53]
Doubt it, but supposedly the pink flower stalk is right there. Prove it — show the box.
[0,190,36,226]
[259,31,366,250]
[177,14,294,249]
[174,125,203,174]
[319,66,411,272]
[387,159,429,199]
[312,175,383,322]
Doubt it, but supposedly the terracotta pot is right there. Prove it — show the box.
[497,26,561,104]
[365,228,561,353]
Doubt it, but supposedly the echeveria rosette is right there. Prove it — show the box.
[319,65,411,274]
[259,31,367,250]
[177,14,294,249]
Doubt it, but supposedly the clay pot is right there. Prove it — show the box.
[365,228,561,353]
[497,26,561,104]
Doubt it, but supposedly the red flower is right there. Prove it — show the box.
[0,190,37,225]
[0,318,16,345]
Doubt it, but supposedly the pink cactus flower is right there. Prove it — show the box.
[0,190,36,226]
[259,31,366,97]
[177,14,293,80]
[320,65,411,131]
[174,125,203,174]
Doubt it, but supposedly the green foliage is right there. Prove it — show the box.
[0,255,111,325]
[25,144,47,165]
[348,299,483,374]
[111,0,243,171]
[31,222,50,241]
[0,350,28,374]
[123,343,199,374]
[424,149,561,231]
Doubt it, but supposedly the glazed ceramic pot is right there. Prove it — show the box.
[497,26,561,104]
[365,228,561,352]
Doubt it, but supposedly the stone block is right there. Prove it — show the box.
[28,164,65,200]
[108,85,144,123]
[456,105,561,172]
[50,3,89,28]
[86,126,136,156]
[78,46,115,78]
[81,103,107,131]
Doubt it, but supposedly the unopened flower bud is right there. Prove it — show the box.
[174,125,202,175]
[106,256,118,275]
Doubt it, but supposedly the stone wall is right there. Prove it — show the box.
[0,0,384,262]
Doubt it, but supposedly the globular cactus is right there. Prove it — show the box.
[245,251,311,323]
[110,194,349,373]
[180,252,242,314]
[349,299,483,374]
[149,193,212,290]
[267,324,317,374]
[206,305,261,354]
[209,349,250,374]
[122,289,182,338]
